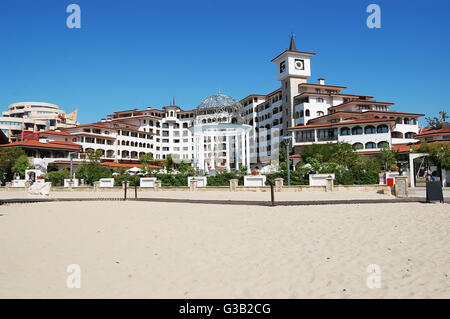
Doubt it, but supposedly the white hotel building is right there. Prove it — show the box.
[5,37,423,171]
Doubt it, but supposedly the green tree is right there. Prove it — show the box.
[418,142,450,169]
[330,142,359,168]
[379,144,397,171]
[164,154,175,172]
[0,147,27,184]
[178,160,194,174]
[301,143,334,164]
[139,153,154,175]
[12,155,32,179]
[75,149,112,185]
[425,110,448,129]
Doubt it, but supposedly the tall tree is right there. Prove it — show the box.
[425,110,448,129]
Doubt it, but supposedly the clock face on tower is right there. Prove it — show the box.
[294,59,305,70]
[279,61,286,73]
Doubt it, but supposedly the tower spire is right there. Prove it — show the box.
[289,32,297,51]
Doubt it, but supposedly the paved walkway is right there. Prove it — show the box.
[1,196,448,207]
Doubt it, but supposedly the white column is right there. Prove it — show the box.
[442,168,447,187]
[235,134,239,171]
[246,132,251,173]
[210,132,215,171]
[226,132,230,172]
[193,133,198,171]
[241,132,245,168]
[409,153,414,188]
[199,133,205,171]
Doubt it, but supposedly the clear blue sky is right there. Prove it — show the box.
[0,0,449,126]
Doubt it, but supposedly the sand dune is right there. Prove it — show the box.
[0,200,449,298]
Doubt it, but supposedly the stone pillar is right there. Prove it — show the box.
[122,181,129,190]
[190,179,198,192]
[67,181,74,191]
[246,131,251,173]
[5,182,11,191]
[229,179,238,192]
[274,178,283,192]
[93,181,100,192]
[394,176,408,198]
[154,180,161,191]
[325,177,334,192]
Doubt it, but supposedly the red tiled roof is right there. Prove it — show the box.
[101,162,161,169]
[289,118,395,130]
[391,144,413,153]
[40,130,71,136]
[415,128,450,137]
[289,154,301,158]
[48,161,162,169]
[329,100,395,109]
[0,140,81,150]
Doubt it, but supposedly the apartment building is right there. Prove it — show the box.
[0,102,78,142]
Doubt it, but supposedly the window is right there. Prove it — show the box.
[364,126,376,134]
[405,132,415,139]
[317,98,324,103]
[352,126,363,135]
[317,111,324,116]
[377,141,389,148]
[377,125,389,133]
[305,109,310,117]
[340,127,351,136]
[365,142,376,149]
[353,143,364,150]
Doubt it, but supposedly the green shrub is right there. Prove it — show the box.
[75,164,112,185]
[45,170,70,186]
[207,172,239,186]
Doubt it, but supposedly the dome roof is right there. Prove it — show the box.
[197,93,237,109]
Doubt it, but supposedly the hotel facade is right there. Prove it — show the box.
[1,37,424,172]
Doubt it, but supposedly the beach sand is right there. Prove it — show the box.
[0,198,449,298]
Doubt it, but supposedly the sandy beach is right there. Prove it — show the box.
[1,195,449,299]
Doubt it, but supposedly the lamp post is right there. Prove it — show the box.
[282,136,293,186]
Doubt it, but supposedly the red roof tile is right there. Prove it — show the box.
[289,118,395,130]
[0,140,81,150]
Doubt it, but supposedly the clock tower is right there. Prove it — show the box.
[271,36,315,133]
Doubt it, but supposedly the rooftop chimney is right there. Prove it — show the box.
[318,78,325,85]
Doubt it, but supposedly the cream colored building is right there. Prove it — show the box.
[0,102,78,142]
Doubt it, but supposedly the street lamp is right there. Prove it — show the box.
[282,135,293,186]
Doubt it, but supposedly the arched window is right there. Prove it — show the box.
[294,112,299,118]
[405,132,415,139]
[377,125,389,133]
[377,141,389,149]
[352,126,363,135]
[305,109,310,117]
[353,143,364,150]
[364,126,376,134]
[317,111,324,116]
[365,142,376,149]
[340,127,351,136]
[299,110,304,117]
[404,118,411,124]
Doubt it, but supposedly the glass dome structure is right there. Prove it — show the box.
[196,93,237,109]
